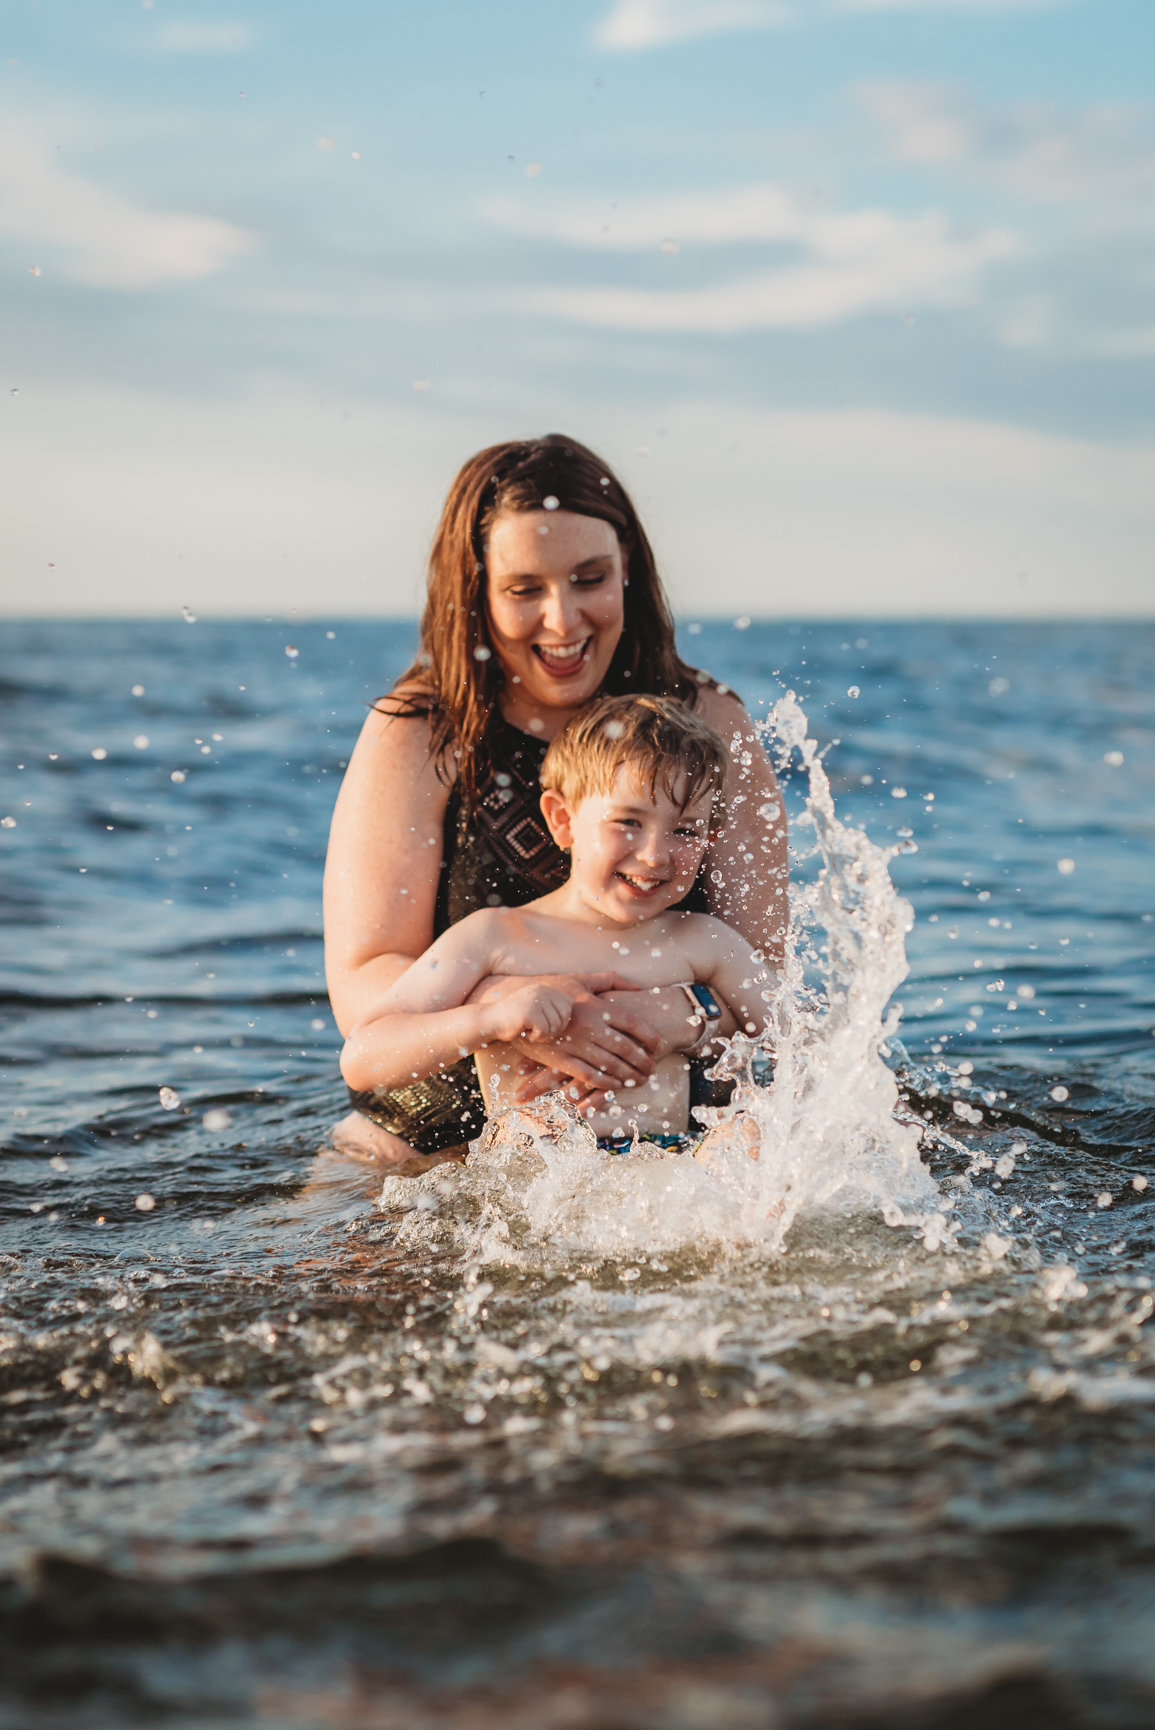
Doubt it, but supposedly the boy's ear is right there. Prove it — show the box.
[540,787,575,851]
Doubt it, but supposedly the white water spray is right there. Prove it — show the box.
[380,693,941,1260]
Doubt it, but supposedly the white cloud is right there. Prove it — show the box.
[594,0,1071,45]
[148,19,258,54]
[0,133,256,290]
[486,183,813,250]
[861,81,1155,211]
[595,0,792,50]
[487,182,1016,331]
[835,0,1070,12]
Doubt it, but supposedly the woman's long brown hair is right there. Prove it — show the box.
[384,434,702,811]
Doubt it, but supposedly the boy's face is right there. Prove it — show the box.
[541,763,715,926]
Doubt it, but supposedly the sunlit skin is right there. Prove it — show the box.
[340,769,774,1143]
[484,509,627,740]
[536,767,714,930]
[325,501,788,1165]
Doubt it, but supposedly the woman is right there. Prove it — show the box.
[324,434,787,1162]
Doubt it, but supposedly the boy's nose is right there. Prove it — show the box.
[634,829,670,867]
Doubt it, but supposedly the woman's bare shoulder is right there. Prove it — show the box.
[691,678,756,734]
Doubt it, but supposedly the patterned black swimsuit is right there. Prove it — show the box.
[346,713,721,1153]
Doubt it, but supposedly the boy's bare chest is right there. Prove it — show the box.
[499,916,693,987]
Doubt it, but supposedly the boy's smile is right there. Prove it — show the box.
[540,765,714,927]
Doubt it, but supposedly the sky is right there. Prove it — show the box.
[1,0,1153,618]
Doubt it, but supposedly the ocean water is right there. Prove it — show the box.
[1,617,1153,1729]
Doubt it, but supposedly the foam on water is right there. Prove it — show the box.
[380,692,945,1264]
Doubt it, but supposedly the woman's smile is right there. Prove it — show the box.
[532,636,593,676]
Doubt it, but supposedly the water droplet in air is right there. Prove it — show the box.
[988,676,1010,696]
[603,719,626,740]
[542,495,559,511]
[1050,1085,1068,1102]
[181,606,197,623]
[158,1087,181,1110]
[1057,857,1076,875]
[28,265,41,277]
[1,816,16,828]
[202,1109,231,1132]
[733,615,751,630]
[891,787,907,799]
[131,684,145,696]
[351,150,362,160]
[170,770,186,783]
[133,735,149,750]
[10,388,17,396]
[1133,1176,1148,1192]
[310,1017,326,1031]
[1104,750,1124,766]
[285,645,299,658]
[135,1193,156,1211]
[846,685,860,699]
[1097,1191,1113,1208]
[91,747,107,761]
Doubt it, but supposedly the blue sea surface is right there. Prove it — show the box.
[1,618,1153,1729]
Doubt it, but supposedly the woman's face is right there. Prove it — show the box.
[484,508,626,738]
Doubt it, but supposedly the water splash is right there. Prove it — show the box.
[380,692,942,1261]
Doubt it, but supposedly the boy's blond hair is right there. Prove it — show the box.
[540,694,728,816]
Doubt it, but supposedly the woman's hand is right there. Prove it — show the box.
[468,971,662,1092]
[508,982,724,1103]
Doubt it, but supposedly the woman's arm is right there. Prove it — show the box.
[506,981,724,1103]
[340,909,581,1092]
[323,696,452,1037]
[694,685,788,967]
[324,699,664,1086]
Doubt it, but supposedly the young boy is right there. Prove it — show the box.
[340,695,774,1153]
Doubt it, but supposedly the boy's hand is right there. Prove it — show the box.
[485,982,574,1045]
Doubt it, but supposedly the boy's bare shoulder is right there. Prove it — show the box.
[666,908,751,956]
[437,905,513,953]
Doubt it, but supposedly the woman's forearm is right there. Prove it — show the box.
[596,985,736,1056]
[340,1002,490,1094]
[326,951,424,1039]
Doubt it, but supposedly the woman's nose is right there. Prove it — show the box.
[540,581,580,636]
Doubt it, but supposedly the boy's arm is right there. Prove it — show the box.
[339,913,572,1094]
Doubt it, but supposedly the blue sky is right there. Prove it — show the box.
[2,0,1152,616]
